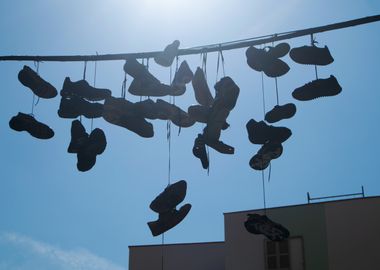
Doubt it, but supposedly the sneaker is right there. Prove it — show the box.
[77,128,107,172]
[249,142,283,170]
[150,180,187,213]
[292,75,342,101]
[290,45,334,66]
[156,99,195,128]
[246,119,292,144]
[123,58,160,83]
[134,99,159,120]
[188,105,230,130]
[263,58,290,78]
[60,77,111,101]
[192,67,214,107]
[102,97,154,138]
[58,96,103,119]
[267,43,290,58]
[154,40,180,67]
[244,214,290,241]
[172,60,194,92]
[204,138,234,155]
[18,65,57,99]
[147,203,191,237]
[265,103,297,123]
[9,112,54,139]
[128,78,175,97]
[192,134,209,169]
[214,76,240,111]
[68,120,88,153]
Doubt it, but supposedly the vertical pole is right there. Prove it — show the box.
[307,192,311,204]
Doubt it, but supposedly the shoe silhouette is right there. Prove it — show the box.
[102,96,154,138]
[156,99,195,128]
[58,96,103,119]
[214,76,240,111]
[290,45,334,66]
[192,134,209,169]
[147,204,191,237]
[172,60,193,92]
[134,99,159,120]
[265,103,297,123]
[68,120,88,153]
[128,78,180,97]
[9,112,54,139]
[77,128,107,172]
[60,77,111,101]
[192,67,214,107]
[249,142,283,171]
[18,65,57,99]
[188,105,230,130]
[246,119,292,145]
[154,40,180,67]
[244,213,290,241]
[246,43,290,78]
[204,138,234,154]
[292,75,342,101]
[150,180,187,213]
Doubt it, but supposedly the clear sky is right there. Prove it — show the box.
[1,0,380,269]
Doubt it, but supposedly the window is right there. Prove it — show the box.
[265,237,304,270]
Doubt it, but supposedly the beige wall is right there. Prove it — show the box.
[129,242,225,270]
[325,197,380,270]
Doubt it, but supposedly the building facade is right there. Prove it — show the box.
[129,196,380,270]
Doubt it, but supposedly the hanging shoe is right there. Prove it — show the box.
[188,105,230,130]
[128,78,175,97]
[172,60,193,92]
[249,142,283,171]
[214,76,240,111]
[267,43,290,59]
[9,112,54,139]
[246,119,292,145]
[192,134,209,169]
[102,97,154,138]
[156,99,195,128]
[154,40,180,67]
[204,138,234,155]
[265,103,297,123]
[134,99,159,120]
[77,128,107,172]
[263,58,290,78]
[18,65,57,99]
[150,180,187,213]
[123,58,159,83]
[244,213,290,241]
[58,96,103,119]
[292,75,342,101]
[192,67,214,107]
[60,77,111,101]
[67,120,89,153]
[246,46,267,72]
[290,45,334,66]
[147,204,192,236]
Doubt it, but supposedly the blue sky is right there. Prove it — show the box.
[1,0,380,269]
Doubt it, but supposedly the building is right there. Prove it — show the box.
[129,196,380,270]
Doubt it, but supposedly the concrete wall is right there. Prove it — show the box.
[129,242,225,270]
[224,204,329,270]
[325,197,380,270]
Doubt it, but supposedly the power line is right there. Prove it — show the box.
[1,14,379,62]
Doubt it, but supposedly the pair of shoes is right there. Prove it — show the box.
[246,43,290,77]
[171,60,194,92]
[244,213,290,241]
[154,40,180,67]
[68,120,107,172]
[58,77,111,119]
[265,103,297,123]
[102,96,154,138]
[148,180,191,236]
[246,119,291,171]
[124,59,184,97]
[9,112,54,139]
[18,65,57,99]
[290,45,334,66]
[292,75,342,101]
